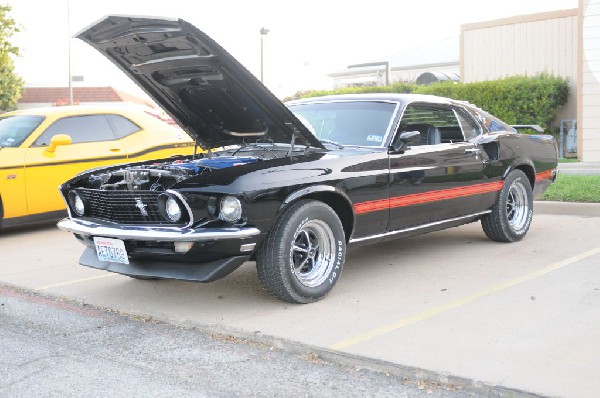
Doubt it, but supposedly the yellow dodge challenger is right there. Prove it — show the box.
[0,105,196,227]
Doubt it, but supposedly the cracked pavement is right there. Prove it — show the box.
[0,285,475,397]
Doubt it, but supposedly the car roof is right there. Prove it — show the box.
[3,104,156,117]
[285,93,463,106]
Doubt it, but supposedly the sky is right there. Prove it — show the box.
[7,0,578,100]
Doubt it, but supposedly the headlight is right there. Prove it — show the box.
[165,196,182,222]
[68,191,86,216]
[219,196,242,222]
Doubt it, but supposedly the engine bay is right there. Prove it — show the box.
[85,155,261,191]
[74,143,320,192]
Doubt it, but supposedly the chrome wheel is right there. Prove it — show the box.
[481,169,533,243]
[256,200,346,303]
[506,180,529,231]
[290,220,336,287]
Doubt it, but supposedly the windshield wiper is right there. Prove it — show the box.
[319,139,344,149]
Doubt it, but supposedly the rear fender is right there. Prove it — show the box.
[503,160,536,188]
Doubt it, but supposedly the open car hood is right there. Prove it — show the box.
[77,15,323,150]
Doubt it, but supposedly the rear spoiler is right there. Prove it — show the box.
[511,125,544,133]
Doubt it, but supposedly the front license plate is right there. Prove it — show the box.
[94,237,129,265]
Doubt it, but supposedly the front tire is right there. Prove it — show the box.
[256,200,346,304]
[482,169,533,242]
[128,275,159,280]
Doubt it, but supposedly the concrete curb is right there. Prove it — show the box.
[534,201,600,217]
[3,282,545,398]
[557,162,600,175]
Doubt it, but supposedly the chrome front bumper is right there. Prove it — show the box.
[57,218,261,242]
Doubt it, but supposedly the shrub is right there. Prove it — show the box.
[414,74,569,131]
[283,82,417,102]
[286,74,569,131]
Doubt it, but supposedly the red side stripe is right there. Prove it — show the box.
[354,181,503,215]
[535,169,555,182]
[354,168,557,215]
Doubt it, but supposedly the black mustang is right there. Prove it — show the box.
[58,16,558,303]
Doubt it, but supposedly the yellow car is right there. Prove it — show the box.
[0,105,196,227]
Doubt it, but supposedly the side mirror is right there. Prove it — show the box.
[391,131,421,153]
[46,134,72,153]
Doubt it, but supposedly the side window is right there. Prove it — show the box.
[463,106,515,134]
[454,108,481,141]
[33,115,116,146]
[397,104,462,145]
[106,114,142,139]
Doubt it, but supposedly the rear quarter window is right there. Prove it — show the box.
[106,114,142,139]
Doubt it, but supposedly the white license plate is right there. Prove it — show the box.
[94,237,129,264]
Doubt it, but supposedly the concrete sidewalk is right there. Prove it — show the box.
[1,202,599,397]
[535,200,600,216]
[557,162,600,175]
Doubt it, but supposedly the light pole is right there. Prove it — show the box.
[67,0,73,105]
[260,27,269,83]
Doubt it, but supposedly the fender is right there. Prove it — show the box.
[281,185,353,208]
[503,158,536,180]
[280,185,356,240]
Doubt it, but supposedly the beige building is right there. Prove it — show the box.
[329,37,460,88]
[461,2,600,161]
[580,0,600,161]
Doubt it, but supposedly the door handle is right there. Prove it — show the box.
[464,148,481,154]
[109,147,121,152]
[465,148,481,159]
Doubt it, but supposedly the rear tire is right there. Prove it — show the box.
[481,170,533,242]
[256,200,346,304]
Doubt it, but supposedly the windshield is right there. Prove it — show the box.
[288,101,398,147]
[0,115,45,148]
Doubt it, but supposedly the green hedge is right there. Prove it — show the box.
[286,74,569,131]
[415,74,569,131]
[283,82,416,101]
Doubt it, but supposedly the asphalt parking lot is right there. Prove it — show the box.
[2,202,599,397]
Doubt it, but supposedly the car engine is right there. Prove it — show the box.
[85,156,261,191]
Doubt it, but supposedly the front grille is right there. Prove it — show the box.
[77,189,180,225]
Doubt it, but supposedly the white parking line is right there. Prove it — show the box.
[329,247,600,350]
[35,273,118,291]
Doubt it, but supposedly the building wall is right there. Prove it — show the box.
[331,63,459,88]
[461,10,578,125]
[580,0,600,161]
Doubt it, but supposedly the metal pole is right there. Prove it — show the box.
[385,61,390,86]
[260,27,269,83]
[67,0,73,105]
[559,120,565,158]
[348,61,391,86]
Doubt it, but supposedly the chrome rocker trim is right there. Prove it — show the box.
[57,218,261,242]
[349,211,491,244]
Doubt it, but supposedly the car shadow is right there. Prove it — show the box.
[0,220,60,237]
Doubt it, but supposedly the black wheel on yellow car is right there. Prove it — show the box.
[256,200,346,304]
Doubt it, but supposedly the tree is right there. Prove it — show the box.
[0,4,23,111]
